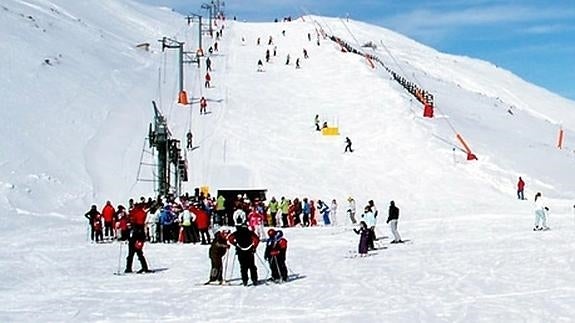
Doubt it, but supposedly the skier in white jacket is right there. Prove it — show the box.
[533,192,549,231]
[347,197,357,225]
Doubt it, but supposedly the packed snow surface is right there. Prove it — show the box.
[1,0,575,321]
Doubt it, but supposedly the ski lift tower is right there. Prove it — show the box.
[148,101,188,197]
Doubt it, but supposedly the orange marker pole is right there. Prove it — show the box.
[456,133,477,160]
[557,128,564,149]
[365,56,375,69]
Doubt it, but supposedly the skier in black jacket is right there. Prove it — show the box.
[84,205,101,242]
[228,224,260,286]
[387,201,403,243]
[125,227,151,273]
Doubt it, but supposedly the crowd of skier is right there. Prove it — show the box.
[83,193,370,245]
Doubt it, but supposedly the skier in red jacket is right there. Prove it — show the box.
[517,177,525,200]
[129,203,147,229]
[264,229,288,282]
[101,201,116,240]
[192,205,211,244]
[205,72,211,88]
[200,97,208,115]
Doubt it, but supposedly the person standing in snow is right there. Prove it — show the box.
[248,207,265,239]
[353,221,369,256]
[265,49,270,63]
[204,72,211,88]
[533,192,549,231]
[207,229,230,284]
[192,204,211,244]
[146,206,160,243]
[199,96,208,114]
[115,205,129,241]
[215,195,226,226]
[267,197,279,227]
[517,177,525,200]
[361,205,376,249]
[178,207,194,243]
[317,200,331,225]
[186,131,193,150]
[279,197,289,228]
[347,197,357,225]
[344,137,354,153]
[302,198,311,226]
[387,200,403,243]
[285,54,290,65]
[264,229,288,282]
[295,58,301,69]
[303,48,309,59]
[330,199,338,226]
[101,201,116,240]
[84,205,102,243]
[228,224,260,286]
[206,56,212,71]
[257,59,264,72]
[315,114,320,131]
[124,226,151,273]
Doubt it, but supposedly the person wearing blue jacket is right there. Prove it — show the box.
[302,198,311,226]
[160,206,174,243]
[317,200,331,225]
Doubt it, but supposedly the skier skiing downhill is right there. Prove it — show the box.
[186,131,193,150]
[344,137,354,153]
[533,192,550,231]
[264,229,288,282]
[199,97,208,114]
[205,56,212,71]
[204,72,211,88]
[228,224,260,286]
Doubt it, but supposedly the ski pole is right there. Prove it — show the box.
[222,249,230,282]
[116,241,124,275]
[272,256,282,282]
[229,250,237,281]
[255,251,271,278]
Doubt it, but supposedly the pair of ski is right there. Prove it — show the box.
[113,268,168,276]
[199,273,304,286]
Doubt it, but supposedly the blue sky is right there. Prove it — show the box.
[139,0,575,100]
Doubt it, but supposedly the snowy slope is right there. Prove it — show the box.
[2,2,575,322]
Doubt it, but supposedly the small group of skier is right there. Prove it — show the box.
[352,199,404,256]
[207,224,290,286]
